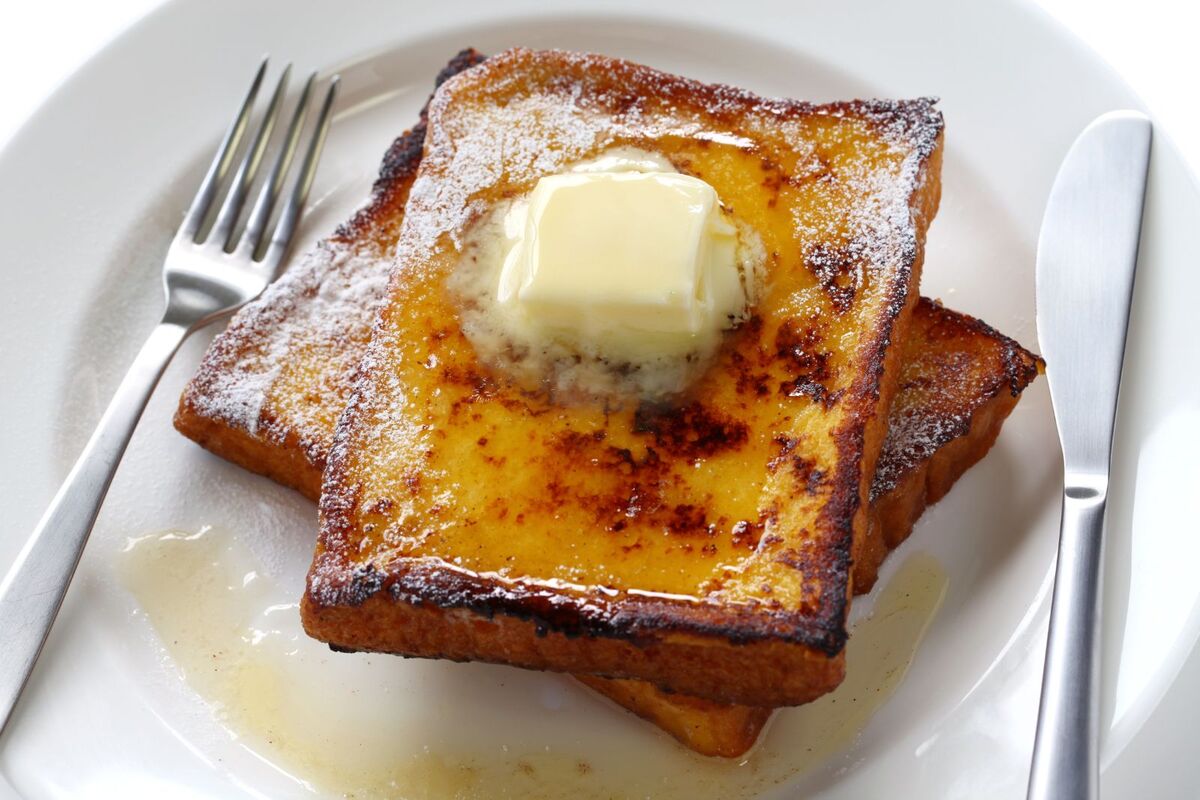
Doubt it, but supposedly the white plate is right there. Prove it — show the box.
[1,1,1198,797]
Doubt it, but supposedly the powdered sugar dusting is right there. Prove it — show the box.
[401,50,941,272]
[872,405,972,500]
[869,300,1042,500]
[177,52,489,469]
[184,232,391,445]
[403,92,607,254]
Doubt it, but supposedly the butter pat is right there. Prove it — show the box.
[497,169,745,357]
[452,150,765,400]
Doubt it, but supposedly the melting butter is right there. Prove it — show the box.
[497,170,742,344]
[118,528,946,799]
[450,147,765,402]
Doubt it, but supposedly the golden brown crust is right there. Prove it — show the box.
[301,592,844,708]
[180,257,1040,747]
[305,48,945,706]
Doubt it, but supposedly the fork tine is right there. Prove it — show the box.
[261,75,339,271]
[179,57,268,243]
[211,64,292,250]
[236,72,316,260]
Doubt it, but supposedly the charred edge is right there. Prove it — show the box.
[801,127,941,645]
[870,299,1042,501]
[802,420,865,647]
[916,297,1044,397]
[836,97,944,162]
[770,540,848,623]
[331,49,487,241]
[304,553,847,654]
[374,48,487,193]
[315,563,847,654]
[812,384,888,636]
[1003,347,1045,396]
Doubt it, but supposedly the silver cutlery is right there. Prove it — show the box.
[1027,110,1152,800]
[0,58,338,734]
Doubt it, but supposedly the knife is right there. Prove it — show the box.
[1027,111,1152,800]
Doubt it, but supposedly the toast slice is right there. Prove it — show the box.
[300,48,944,707]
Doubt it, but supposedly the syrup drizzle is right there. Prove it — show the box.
[118,527,945,798]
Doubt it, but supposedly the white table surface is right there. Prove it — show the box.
[1,1,1197,797]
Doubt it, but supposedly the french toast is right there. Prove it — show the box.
[300,48,945,707]
[176,51,1039,752]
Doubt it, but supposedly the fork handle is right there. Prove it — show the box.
[0,320,188,734]
[1027,477,1108,800]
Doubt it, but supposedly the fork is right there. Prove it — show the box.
[0,59,338,734]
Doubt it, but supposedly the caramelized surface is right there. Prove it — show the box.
[351,134,879,597]
[316,50,943,629]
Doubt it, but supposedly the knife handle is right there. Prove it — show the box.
[1027,474,1108,800]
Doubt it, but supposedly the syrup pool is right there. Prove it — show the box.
[118,527,946,798]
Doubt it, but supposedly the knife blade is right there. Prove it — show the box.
[1027,111,1152,800]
